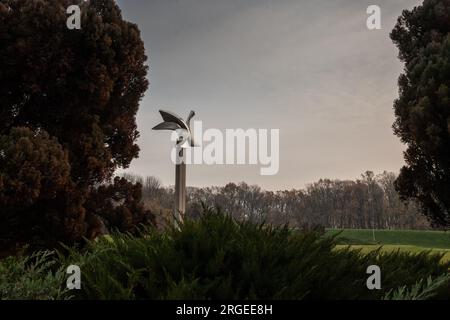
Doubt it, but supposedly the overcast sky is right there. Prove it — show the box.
[115,0,421,191]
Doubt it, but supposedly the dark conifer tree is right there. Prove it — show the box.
[0,0,153,248]
[391,0,450,227]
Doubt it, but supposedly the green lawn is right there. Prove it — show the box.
[327,229,450,263]
[327,229,450,249]
[334,244,450,263]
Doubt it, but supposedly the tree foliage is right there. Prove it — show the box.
[132,171,428,230]
[0,0,152,249]
[391,0,450,227]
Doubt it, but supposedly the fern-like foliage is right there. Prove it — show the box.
[384,274,450,300]
[2,206,448,300]
[59,206,450,300]
[0,251,71,300]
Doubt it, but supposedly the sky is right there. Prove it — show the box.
[115,0,422,191]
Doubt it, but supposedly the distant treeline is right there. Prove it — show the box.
[122,171,430,230]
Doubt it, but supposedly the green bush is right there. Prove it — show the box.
[59,207,450,300]
[0,251,71,300]
[384,274,450,300]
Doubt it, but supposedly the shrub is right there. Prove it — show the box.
[60,207,450,300]
[383,274,450,300]
[0,251,71,300]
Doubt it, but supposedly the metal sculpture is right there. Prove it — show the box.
[152,110,196,224]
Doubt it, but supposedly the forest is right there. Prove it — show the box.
[122,170,430,231]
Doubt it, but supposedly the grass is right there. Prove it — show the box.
[328,229,450,263]
[335,245,450,263]
[327,229,450,249]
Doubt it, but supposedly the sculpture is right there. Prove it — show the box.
[152,110,196,224]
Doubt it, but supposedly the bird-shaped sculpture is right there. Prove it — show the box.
[152,110,196,148]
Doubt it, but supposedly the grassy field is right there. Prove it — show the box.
[327,229,450,263]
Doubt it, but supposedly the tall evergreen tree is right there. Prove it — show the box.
[0,0,153,248]
[391,0,450,227]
